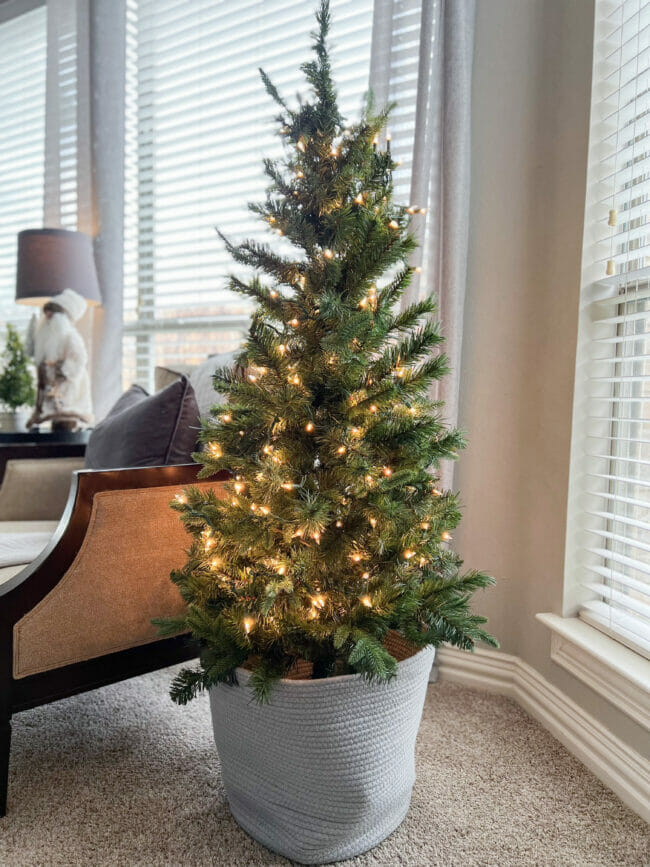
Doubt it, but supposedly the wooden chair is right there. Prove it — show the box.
[0,463,228,816]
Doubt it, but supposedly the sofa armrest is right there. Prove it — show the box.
[1,463,229,681]
[0,458,85,522]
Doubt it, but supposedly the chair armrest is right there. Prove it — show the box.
[0,458,85,522]
[1,464,229,681]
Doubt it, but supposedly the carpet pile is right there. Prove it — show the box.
[1,665,647,865]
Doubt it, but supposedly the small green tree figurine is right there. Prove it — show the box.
[0,324,35,412]
[160,0,497,703]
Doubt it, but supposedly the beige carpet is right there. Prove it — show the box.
[1,666,647,866]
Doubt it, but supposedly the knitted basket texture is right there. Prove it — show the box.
[209,639,435,864]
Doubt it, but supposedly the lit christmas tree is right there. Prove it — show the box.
[159,0,497,703]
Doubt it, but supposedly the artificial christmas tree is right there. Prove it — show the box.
[159,2,496,860]
[0,325,35,431]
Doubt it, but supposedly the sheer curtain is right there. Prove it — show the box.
[370,0,476,489]
[43,0,126,419]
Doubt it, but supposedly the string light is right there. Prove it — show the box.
[234,481,245,493]
[335,520,343,528]
[276,565,286,575]
[281,482,295,490]
[260,505,270,516]
[323,248,334,259]
[362,572,370,581]
[351,552,363,562]
[243,617,255,634]
[210,557,222,569]
[239,430,245,437]
[297,139,306,152]
[174,493,187,505]
[369,517,377,528]
[414,266,422,274]
[312,531,321,543]
[312,594,326,609]
[382,466,392,477]
[296,169,305,178]
[220,413,232,423]
[248,373,257,382]
[403,549,416,560]
[330,145,339,156]
[441,531,452,542]
[354,193,364,204]
[290,374,301,385]
[269,215,276,223]
[278,344,286,354]
[208,442,222,458]
[204,538,216,552]
[263,444,273,454]
[370,404,378,413]
[250,503,257,511]
[337,445,346,455]
[351,427,361,436]
[365,474,374,486]
[421,522,430,531]
[289,318,299,327]
[305,421,315,432]
[388,219,399,229]
[360,595,372,608]
[270,290,279,299]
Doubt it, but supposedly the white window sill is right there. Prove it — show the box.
[536,613,650,730]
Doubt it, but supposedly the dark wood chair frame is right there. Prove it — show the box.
[0,462,227,817]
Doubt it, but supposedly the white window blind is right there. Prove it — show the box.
[0,2,47,331]
[568,0,650,658]
[124,0,380,390]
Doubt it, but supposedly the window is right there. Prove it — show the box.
[123,0,379,389]
[0,2,47,330]
[566,0,650,658]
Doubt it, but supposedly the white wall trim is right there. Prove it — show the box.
[436,646,650,823]
[536,613,650,730]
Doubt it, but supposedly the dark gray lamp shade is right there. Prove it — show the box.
[15,228,101,306]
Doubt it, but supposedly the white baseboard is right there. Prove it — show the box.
[436,646,650,823]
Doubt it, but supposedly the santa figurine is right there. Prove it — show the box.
[26,288,93,431]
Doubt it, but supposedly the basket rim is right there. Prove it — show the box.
[230,643,435,690]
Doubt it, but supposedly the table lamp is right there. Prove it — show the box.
[15,228,101,306]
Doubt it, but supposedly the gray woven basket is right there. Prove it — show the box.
[209,644,435,865]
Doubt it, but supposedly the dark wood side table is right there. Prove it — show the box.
[0,430,91,485]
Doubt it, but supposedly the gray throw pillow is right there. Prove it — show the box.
[154,363,197,393]
[189,351,236,418]
[84,378,200,470]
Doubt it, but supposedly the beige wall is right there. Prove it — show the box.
[456,0,648,756]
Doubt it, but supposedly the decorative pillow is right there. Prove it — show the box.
[189,351,237,418]
[84,378,200,470]
[154,363,197,393]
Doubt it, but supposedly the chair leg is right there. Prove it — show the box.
[0,716,11,817]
